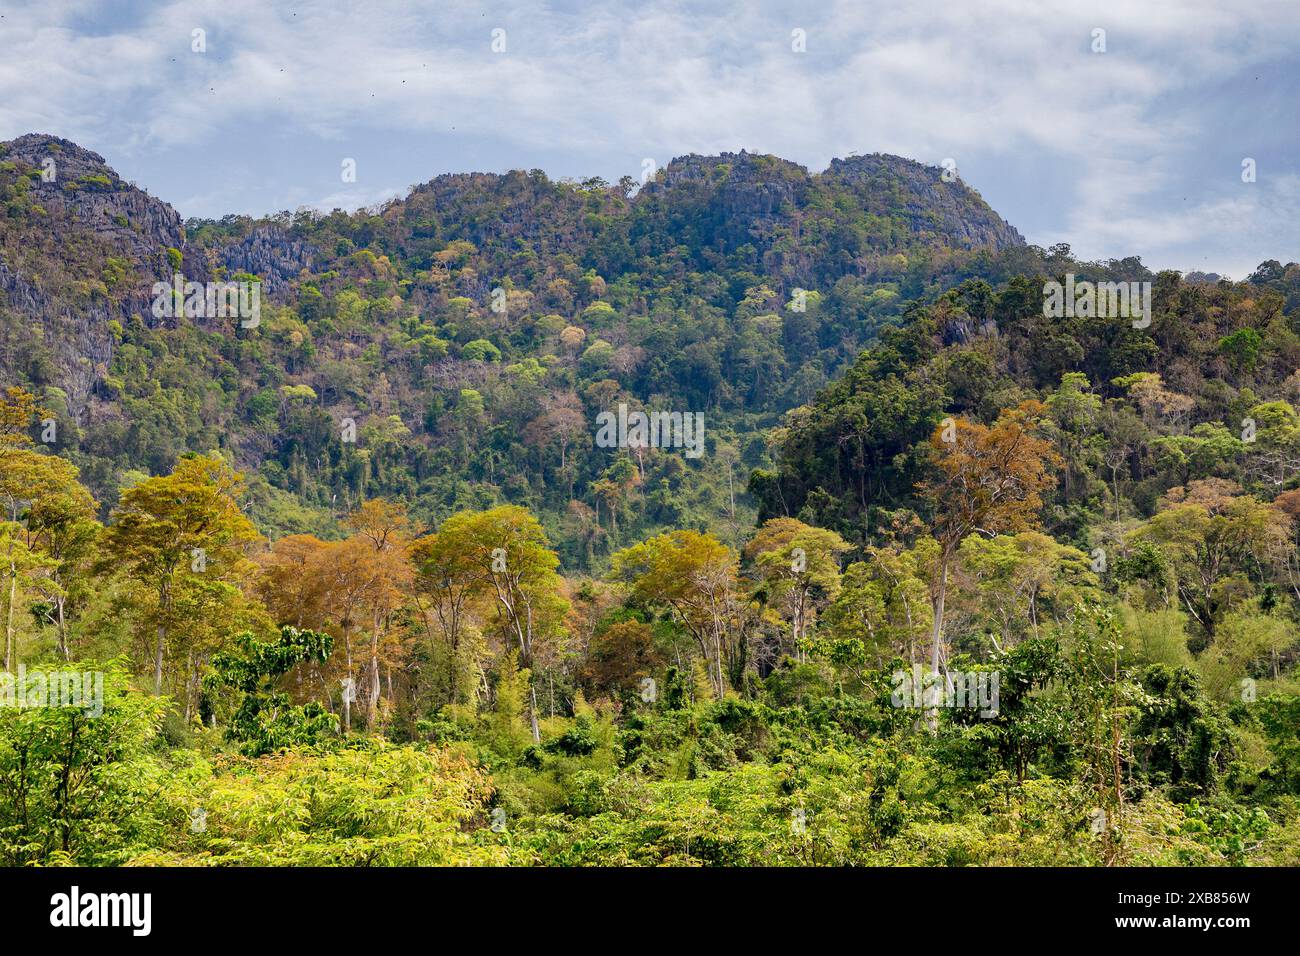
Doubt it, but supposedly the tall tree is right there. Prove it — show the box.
[612,529,755,697]
[920,402,1059,682]
[438,505,568,741]
[103,454,260,695]
[744,517,850,660]
[411,527,487,708]
[0,400,95,668]
[823,540,935,668]
[343,499,414,731]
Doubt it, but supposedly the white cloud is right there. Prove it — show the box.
[0,0,1296,273]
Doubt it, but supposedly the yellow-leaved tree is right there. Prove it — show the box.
[103,454,261,705]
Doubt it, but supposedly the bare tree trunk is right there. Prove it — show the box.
[342,627,353,733]
[183,650,194,722]
[4,564,15,672]
[366,636,380,731]
[1107,648,1125,866]
[154,623,166,694]
[449,628,459,705]
[929,552,950,673]
[55,592,68,660]
[927,552,951,731]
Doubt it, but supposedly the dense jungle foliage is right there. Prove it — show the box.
[1,134,1299,866]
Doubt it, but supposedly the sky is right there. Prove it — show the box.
[1,0,1297,278]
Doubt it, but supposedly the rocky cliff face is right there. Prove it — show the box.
[0,256,51,317]
[219,225,317,298]
[0,134,323,424]
[2,133,186,262]
[394,147,1025,282]
[635,151,810,256]
[817,153,1024,250]
[1,133,319,308]
[645,151,809,220]
[1,132,204,333]
[628,149,1023,281]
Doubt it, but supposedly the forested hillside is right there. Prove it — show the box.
[2,132,1299,867]
[1,134,1030,560]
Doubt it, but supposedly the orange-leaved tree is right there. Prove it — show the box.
[920,401,1060,677]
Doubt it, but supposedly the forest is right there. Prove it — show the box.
[1,136,1299,866]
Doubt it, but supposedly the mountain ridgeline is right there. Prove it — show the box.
[0,131,1296,570]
